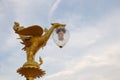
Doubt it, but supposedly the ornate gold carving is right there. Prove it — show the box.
[13,22,65,80]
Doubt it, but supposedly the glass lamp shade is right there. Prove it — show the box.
[52,27,70,48]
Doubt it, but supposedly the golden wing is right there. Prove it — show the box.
[16,25,43,36]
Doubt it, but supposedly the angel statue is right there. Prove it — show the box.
[13,22,65,65]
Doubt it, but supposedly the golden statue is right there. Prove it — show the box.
[13,22,65,80]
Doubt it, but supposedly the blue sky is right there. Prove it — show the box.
[0,0,120,80]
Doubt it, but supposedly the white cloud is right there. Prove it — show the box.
[69,27,101,48]
[0,31,21,52]
[44,43,120,80]
[0,0,120,80]
[48,0,61,21]
[42,10,120,80]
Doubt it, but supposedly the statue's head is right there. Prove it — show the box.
[13,22,24,33]
[14,22,20,26]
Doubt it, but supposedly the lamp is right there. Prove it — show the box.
[52,27,70,48]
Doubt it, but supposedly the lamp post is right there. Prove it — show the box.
[13,22,69,80]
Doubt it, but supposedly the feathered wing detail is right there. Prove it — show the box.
[15,25,43,51]
[13,22,66,63]
[16,25,43,36]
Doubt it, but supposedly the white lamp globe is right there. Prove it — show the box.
[52,27,70,48]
